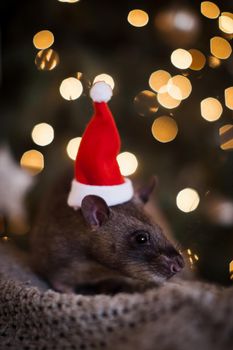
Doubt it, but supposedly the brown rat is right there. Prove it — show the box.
[30,173,184,294]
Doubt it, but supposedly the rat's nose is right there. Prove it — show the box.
[169,255,184,274]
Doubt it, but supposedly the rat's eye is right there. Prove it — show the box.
[133,231,150,245]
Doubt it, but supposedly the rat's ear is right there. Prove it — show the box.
[136,176,158,204]
[81,195,110,228]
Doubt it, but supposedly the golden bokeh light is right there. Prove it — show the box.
[208,55,221,68]
[167,75,192,100]
[151,116,178,143]
[134,90,159,116]
[186,249,199,269]
[200,97,223,122]
[127,9,149,27]
[20,150,44,176]
[58,0,80,2]
[59,77,83,101]
[200,1,220,19]
[210,36,232,59]
[176,188,200,213]
[224,87,233,110]
[219,124,233,150]
[93,73,115,90]
[157,87,181,109]
[33,30,54,50]
[31,123,54,147]
[219,14,233,34]
[230,260,233,280]
[189,49,206,70]
[171,48,192,70]
[148,70,171,92]
[66,137,82,160]
[35,49,59,71]
[117,152,138,176]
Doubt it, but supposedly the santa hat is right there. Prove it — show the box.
[67,81,134,208]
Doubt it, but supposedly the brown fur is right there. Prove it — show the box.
[30,174,184,293]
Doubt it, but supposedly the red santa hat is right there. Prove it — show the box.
[67,81,134,208]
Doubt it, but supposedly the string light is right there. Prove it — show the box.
[176,188,200,213]
[148,70,171,92]
[157,87,181,109]
[66,137,82,160]
[200,1,220,19]
[219,14,233,34]
[134,90,159,116]
[20,150,44,176]
[224,87,233,110]
[93,74,115,90]
[31,123,54,147]
[127,9,149,28]
[151,116,178,143]
[219,124,233,150]
[35,49,59,71]
[117,152,138,176]
[210,36,232,59]
[33,30,54,50]
[200,97,223,122]
[171,48,192,69]
[59,77,83,101]
[189,49,206,71]
[167,75,192,100]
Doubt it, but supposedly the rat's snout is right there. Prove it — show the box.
[169,254,184,274]
[159,249,185,278]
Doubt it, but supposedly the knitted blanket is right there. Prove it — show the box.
[0,243,232,350]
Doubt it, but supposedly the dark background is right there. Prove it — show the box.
[0,0,233,285]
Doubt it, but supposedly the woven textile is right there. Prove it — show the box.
[0,243,232,350]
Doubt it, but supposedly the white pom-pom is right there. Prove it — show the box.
[90,81,112,102]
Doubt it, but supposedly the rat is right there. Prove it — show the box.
[30,172,184,294]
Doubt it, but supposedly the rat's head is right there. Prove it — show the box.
[80,178,184,283]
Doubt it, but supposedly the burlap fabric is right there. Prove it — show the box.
[0,243,232,350]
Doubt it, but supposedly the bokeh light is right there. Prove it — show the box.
[33,30,54,50]
[148,70,171,93]
[31,123,54,147]
[171,48,192,69]
[219,14,233,34]
[187,248,199,269]
[157,87,181,109]
[200,97,223,122]
[189,49,206,70]
[219,124,233,150]
[176,188,200,213]
[208,55,221,68]
[35,49,59,71]
[134,90,159,116]
[66,137,82,160]
[210,36,232,59]
[117,152,138,176]
[59,77,83,101]
[167,75,192,100]
[151,116,178,143]
[93,74,115,90]
[230,261,233,280]
[200,1,220,19]
[20,150,44,175]
[224,87,233,110]
[127,9,149,28]
[58,0,80,2]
